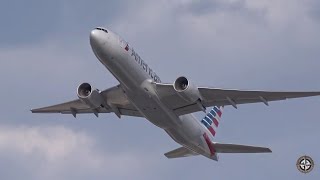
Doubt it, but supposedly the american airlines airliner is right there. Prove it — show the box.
[32,27,320,160]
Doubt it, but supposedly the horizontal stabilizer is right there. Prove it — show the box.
[164,147,199,159]
[213,142,272,153]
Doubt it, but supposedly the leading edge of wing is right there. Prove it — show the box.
[31,99,89,113]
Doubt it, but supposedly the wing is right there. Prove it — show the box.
[164,146,199,159]
[31,85,143,118]
[213,142,272,153]
[155,83,320,116]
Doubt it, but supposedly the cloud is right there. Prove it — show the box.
[109,0,320,88]
[0,124,152,180]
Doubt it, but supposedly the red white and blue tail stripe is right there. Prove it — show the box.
[201,106,223,137]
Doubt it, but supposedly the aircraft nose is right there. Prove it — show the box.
[90,28,111,60]
[90,27,109,46]
[90,29,103,48]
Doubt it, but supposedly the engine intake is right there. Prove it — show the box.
[173,76,203,103]
[78,83,92,98]
[174,76,189,92]
[77,83,105,108]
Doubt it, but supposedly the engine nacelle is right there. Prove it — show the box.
[173,76,203,103]
[77,83,105,108]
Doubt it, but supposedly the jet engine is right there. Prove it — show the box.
[77,83,106,108]
[173,76,203,103]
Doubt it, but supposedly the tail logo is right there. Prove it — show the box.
[201,106,223,137]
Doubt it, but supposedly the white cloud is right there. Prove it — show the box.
[109,0,320,87]
[0,125,152,180]
[0,126,91,162]
[113,0,320,46]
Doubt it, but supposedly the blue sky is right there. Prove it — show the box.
[0,0,320,179]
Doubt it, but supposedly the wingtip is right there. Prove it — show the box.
[30,108,41,113]
[267,148,272,153]
[164,154,170,159]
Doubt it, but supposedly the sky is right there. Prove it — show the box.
[0,0,320,179]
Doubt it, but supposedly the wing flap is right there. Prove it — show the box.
[213,142,272,153]
[164,147,199,159]
[59,107,142,117]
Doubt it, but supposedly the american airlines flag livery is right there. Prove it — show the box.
[32,27,320,160]
[201,106,223,137]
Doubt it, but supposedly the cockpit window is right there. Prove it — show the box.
[95,27,108,33]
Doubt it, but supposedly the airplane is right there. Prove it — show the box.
[32,27,320,161]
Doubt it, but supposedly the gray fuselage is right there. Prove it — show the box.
[90,27,214,159]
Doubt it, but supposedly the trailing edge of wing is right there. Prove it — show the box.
[213,142,272,153]
[199,88,320,107]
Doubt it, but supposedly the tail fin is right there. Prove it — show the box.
[200,106,223,137]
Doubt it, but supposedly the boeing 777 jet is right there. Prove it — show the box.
[32,27,320,160]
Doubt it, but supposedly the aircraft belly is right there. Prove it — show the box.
[125,86,210,156]
[126,91,178,129]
